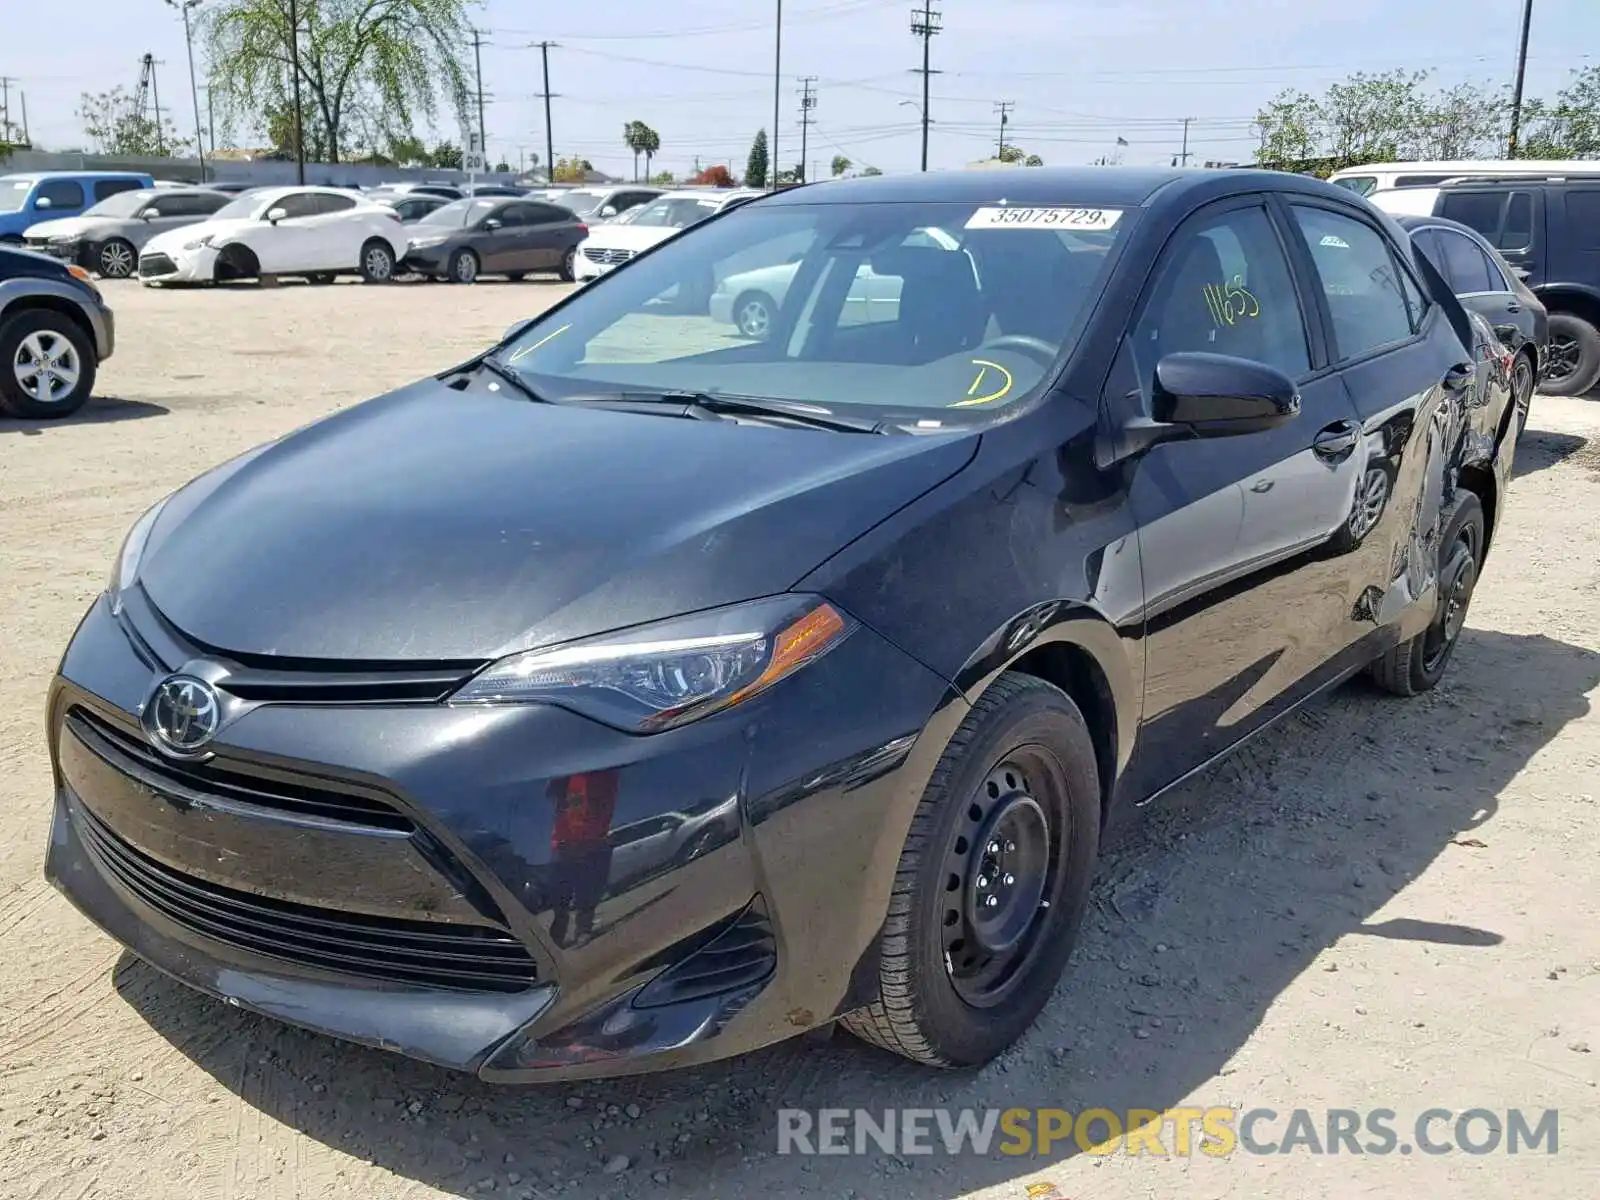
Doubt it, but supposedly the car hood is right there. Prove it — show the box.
[584,225,678,252]
[138,378,977,661]
[145,217,258,252]
[24,216,98,240]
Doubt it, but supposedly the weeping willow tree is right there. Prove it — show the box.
[203,0,472,164]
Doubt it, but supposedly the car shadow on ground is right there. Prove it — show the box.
[1513,427,1589,478]
[114,627,1599,1199]
[0,396,167,435]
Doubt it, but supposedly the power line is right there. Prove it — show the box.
[797,75,817,181]
[909,2,941,171]
[993,99,1014,159]
[491,0,893,42]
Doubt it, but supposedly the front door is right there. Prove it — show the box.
[254,192,322,272]
[1114,199,1367,801]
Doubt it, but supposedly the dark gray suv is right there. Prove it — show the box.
[0,244,115,419]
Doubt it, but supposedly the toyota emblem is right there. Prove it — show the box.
[142,675,222,757]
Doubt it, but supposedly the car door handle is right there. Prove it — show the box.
[1312,421,1361,459]
[1249,478,1275,493]
[1442,362,1475,391]
[1506,301,1522,313]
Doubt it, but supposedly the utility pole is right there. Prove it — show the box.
[535,41,558,182]
[287,0,305,182]
[994,100,1014,160]
[1178,117,1192,166]
[771,0,783,189]
[797,76,816,184]
[1507,0,1535,157]
[470,28,488,166]
[0,77,14,146]
[909,3,941,172]
[18,91,28,147]
[166,0,206,181]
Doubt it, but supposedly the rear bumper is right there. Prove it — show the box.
[44,591,961,1080]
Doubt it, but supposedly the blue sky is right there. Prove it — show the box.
[6,0,1597,177]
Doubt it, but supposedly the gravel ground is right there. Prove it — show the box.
[1,279,1598,1200]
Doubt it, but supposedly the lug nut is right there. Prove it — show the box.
[977,876,990,889]
[987,841,1001,854]
[1003,873,1015,885]
[1005,841,1016,852]
[985,895,999,908]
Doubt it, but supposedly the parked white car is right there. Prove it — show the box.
[137,185,409,285]
[709,225,965,338]
[573,189,763,282]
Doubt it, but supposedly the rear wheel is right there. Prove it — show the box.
[1541,313,1600,397]
[0,310,97,419]
[449,248,480,284]
[1511,350,1535,440]
[840,673,1100,1067]
[559,246,577,283]
[1369,493,1484,696]
[734,291,775,339]
[96,238,136,279]
[360,239,395,284]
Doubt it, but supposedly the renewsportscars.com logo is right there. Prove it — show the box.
[776,1106,1561,1157]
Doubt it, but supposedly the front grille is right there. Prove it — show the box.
[68,707,414,833]
[77,803,540,993]
[138,253,177,277]
[582,247,634,265]
[635,899,776,1008]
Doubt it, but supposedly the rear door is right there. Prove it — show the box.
[1552,185,1600,290]
[1421,224,1533,351]
[307,192,360,267]
[1283,200,1472,668]
[524,202,580,269]
[1114,197,1365,800]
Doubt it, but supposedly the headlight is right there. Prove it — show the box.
[182,234,216,250]
[450,595,855,731]
[107,497,170,615]
[408,234,448,248]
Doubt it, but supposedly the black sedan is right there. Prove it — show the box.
[44,167,1516,1082]
[1395,212,1546,438]
[401,196,586,283]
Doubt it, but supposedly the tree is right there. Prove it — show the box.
[386,133,429,166]
[552,157,593,182]
[1522,66,1600,158]
[623,121,660,181]
[830,154,851,176]
[494,159,511,173]
[638,124,661,180]
[203,0,472,165]
[431,140,462,169]
[650,169,676,185]
[745,128,769,188]
[1415,83,1508,160]
[1320,69,1431,162]
[861,165,883,176]
[996,144,1044,167]
[690,164,736,187]
[78,86,190,156]
[1253,89,1322,167]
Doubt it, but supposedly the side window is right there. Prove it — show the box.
[271,193,320,219]
[1436,229,1495,294]
[191,192,231,215]
[1499,192,1534,251]
[1437,191,1506,239]
[36,179,86,209]
[1131,204,1311,389]
[529,202,573,224]
[1288,205,1418,360]
[495,204,531,226]
[1410,228,1446,282]
[94,179,143,202]
[1564,190,1600,251]
[1333,176,1377,196]
[145,194,191,218]
[313,192,357,214]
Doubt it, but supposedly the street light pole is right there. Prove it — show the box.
[771,0,782,190]
[1507,0,1535,157]
[166,0,206,182]
[287,0,305,183]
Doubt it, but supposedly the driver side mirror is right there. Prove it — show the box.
[600,205,618,218]
[142,208,161,220]
[483,217,503,231]
[33,196,52,210]
[503,318,535,341]
[265,207,287,224]
[1115,352,1299,461]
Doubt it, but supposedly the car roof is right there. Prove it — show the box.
[1392,213,1497,242]
[756,166,1200,209]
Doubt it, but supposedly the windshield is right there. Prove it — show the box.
[84,190,156,218]
[210,192,271,220]
[630,196,722,229]
[552,189,607,216]
[497,199,1129,423]
[417,198,499,227]
[0,178,34,213]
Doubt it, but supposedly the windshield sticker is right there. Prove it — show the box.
[950,358,1015,407]
[1320,234,1350,248]
[965,206,1121,231]
[1202,276,1260,328]
[508,323,570,362]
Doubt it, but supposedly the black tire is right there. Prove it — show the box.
[840,672,1101,1068]
[506,271,527,282]
[1369,492,1485,697]
[307,272,337,286]
[559,246,577,283]
[1540,312,1600,397]
[96,238,137,279]
[0,309,98,420]
[359,239,396,284]
[448,248,479,285]
[214,243,259,282]
[1511,349,1535,440]
[733,291,776,340]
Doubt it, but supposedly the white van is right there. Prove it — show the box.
[1328,159,1600,196]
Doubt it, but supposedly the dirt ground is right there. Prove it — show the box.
[1,279,1598,1200]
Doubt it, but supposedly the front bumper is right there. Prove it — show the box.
[45,590,960,1080]
[709,292,736,325]
[401,244,451,276]
[138,244,216,284]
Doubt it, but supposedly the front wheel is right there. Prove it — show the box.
[448,248,480,284]
[840,673,1100,1067]
[0,310,97,419]
[1369,493,1485,696]
[97,238,136,279]
[1541,313,1600,397]
[1511,350,1535,439]
[359,239,396,284]
[734,291,775,340]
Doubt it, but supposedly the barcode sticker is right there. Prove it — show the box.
[964,206,1122,231]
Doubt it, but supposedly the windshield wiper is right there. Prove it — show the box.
[560,390,887,434]
[472,354,552,404]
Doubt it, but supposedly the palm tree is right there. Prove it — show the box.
[638,124,661,180]
[623,121,646,181]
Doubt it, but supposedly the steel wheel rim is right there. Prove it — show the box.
[738,300,770,338]
[1544,335,1580,385]
[13,330,81,403]
[454,253,476,283]
[100,242,133,277]
[366,246,392,279]
[940,749,1069,1009]
[1512,357,1533,428]
[1422,530,1477,672]
[1348,468,1389,541]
